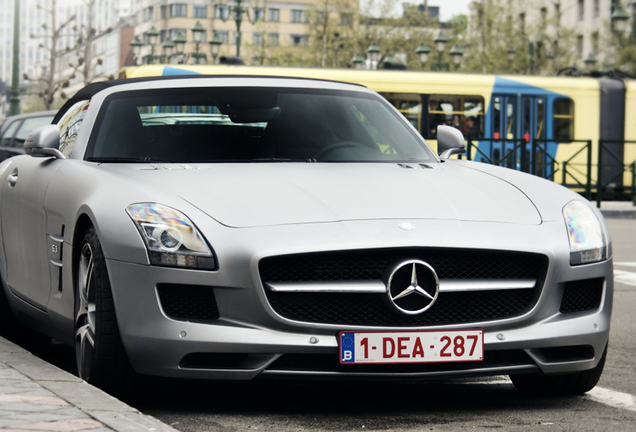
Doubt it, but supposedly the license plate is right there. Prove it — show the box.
[339,329,484,364]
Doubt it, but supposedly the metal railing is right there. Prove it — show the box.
[461,138,593,199]
[457,137,636,205]
[534,139,593,200]
[596,140,636,207]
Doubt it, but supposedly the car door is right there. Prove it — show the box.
[1,156,63,310]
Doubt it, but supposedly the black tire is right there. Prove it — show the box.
[510,345,607,396]
[75,227,134,396]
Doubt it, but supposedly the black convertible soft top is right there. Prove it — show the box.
[53,74,364,123]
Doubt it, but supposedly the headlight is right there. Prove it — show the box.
[126,203,216,269]
[562,200,607,265]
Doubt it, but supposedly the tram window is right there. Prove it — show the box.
[427,94,485,139]
[553,98,574,140]
[380,93,422,132]
[537,99,545,139]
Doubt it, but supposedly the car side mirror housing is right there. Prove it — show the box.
[437,125,466,159]
[24,124,65,159]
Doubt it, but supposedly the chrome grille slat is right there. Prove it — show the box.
[266,279,537,293]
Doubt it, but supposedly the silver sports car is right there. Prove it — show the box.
[0,76,612,397]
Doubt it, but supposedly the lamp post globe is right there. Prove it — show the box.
[434,31,448,53]
[449,44,464,68]
[209,35,223,64]
[351,53,365,69]
[415,43,431,67]
[611,6,630,33]
[366,43,381,62]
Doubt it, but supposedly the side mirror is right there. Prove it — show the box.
[24,124,65,159]
[437,125,466,159]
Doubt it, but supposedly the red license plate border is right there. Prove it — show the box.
[338,329,485,365]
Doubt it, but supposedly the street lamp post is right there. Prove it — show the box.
[9,0,21,115]
[415,43,431,70]
[432,31,449,71]
[218,0,259,58]
[173,33,187,63]
[611,6,630,34]
[146,26,160,64]
[191,21,206,64]
[162,39,175,63]
[209,35,223,64]
[130,36,143,65]
[584,52,597,73]
[351,53,365,69]
[449,44,464,71]
[366,43,381,69]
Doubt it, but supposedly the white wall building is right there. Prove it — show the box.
[0,0,131,113]
[517,0,635,69]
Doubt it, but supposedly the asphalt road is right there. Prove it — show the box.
[40,218,636,431]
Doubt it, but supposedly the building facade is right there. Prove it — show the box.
[515,0,635,69]
[132,0,358,65]
[0,0,131,114]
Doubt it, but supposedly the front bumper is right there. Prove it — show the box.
[105,218,613,381]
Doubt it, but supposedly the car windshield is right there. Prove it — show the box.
[85,86,436,163]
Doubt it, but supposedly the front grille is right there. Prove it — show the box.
[260,249,547,326]
[260,249,542,282]
[157,284,220,322]
[267,350,534,374]
[560,278,604,313]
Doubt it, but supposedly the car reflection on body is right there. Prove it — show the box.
[0,76,612,397]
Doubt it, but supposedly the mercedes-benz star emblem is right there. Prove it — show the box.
[384,259,439,315]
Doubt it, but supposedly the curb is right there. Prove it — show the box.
[599,209,636,219]
[0,336,177,432]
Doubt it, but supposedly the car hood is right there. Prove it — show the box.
[108,163,541,228]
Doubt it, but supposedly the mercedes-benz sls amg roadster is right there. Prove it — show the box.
[0,76,612,397]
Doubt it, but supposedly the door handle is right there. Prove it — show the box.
[8,169,17,187]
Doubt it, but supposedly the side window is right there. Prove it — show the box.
[380,93,422,132]
[58,100,91,158]
[428,95,485,139]
[553,98,574,140]
[0,121,21,147]
[14,116,54,147]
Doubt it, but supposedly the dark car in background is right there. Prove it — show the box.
[0,111,56,161]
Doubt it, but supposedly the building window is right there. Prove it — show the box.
[194,5,207,18]
[576,35,583,58]
[268,33,279,47]
[253,7,264,21]
[593,0,599,17]
[290,34,308,46]
[215,31,229,44]
[339,12,352,26]
[215,5,229,19]
[268,8,279,22]
[170,4,187,17]
[161,5,167,19]
[253,32,263,46]
[291,10,306,23]
[143,6,153,21]
[540,7,547,27]
[578,0,584,21]
[591,31,599,54]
